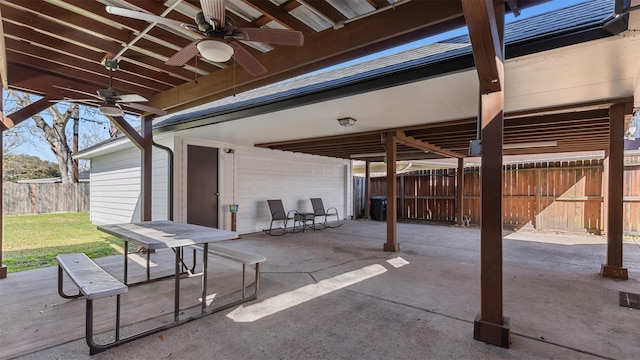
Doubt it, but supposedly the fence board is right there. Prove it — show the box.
[353,157,638,234]
[2,182,90,215]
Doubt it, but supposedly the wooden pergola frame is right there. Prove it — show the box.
[0,0,633,351]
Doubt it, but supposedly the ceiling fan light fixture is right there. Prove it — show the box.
[100,105,123,117]
[197,40,234,62]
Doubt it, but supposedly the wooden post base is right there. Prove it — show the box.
[0,265,7,279]
[474,314,510,348]
[600,264,628,280]
[383,243,400,252]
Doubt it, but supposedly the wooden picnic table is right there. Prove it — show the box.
[98,220,238,321]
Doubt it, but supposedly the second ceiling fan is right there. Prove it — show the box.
[106,0,304,76]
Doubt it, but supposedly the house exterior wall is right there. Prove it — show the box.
[86,136,350,233]
[173,137,350,234]
[89,141,169,225]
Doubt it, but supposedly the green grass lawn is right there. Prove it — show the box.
[3,212,123,273]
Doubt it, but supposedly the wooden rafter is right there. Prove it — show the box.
[304,0,348,23]
[108,116,144,149]
[2,96,55,130]
[243,0,315,33]
[395,131,465,159]
[0,6,8,90]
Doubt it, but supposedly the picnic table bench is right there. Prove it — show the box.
[57,253,131,355]
[190,243,266,301]
[57,221,267,355]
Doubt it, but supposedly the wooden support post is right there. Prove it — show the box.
[0,88,6,279]
[456,158,465,225]
[141,116,153,222]
[601,103,628,279]
[365,161,371,220]
[384,133,399,252]
[474,89,509,347]
[534,168,541,229]
[463,0,509,348]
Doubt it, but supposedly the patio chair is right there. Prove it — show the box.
[310,198,342,229]
[263,199,301,235]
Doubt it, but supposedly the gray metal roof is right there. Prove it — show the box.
[152,0,617,131]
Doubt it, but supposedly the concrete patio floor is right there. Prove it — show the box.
[2,220,640,359]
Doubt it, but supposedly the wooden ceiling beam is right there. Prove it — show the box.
[282,0,302,12]
[7,66,116,100]
[243,0,315,33]
[2,95,56,129]
[0,6,7,89]
[367,0,389,10]
[258,132,383,148]
[395,131,465,159]
[505,109,610,127]
[0,21,182,88]
[0,5,119,60]
[303,0,348,23]
[3,0,134,44]
[5,45,167,96]
[505,123,609,136]
[108,115,144,149]
[5,0,215,77]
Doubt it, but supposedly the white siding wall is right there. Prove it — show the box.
[173,137,350,234]
[88,136,350,232]
[89,140,170,225]
[234,148,347,233]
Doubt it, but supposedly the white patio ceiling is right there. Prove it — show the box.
[169,28,640,150]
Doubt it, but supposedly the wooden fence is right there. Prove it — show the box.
[354,157,640,234]
[2,182,90,215]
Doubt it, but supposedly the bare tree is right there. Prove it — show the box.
[4,90,142,182]
[9,90,77,183]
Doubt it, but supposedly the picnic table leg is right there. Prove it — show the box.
[57,265,82,299]
[202,243,208,314]
[115,295,121,341]
[174,247,180,323]
[123,240,129,285]
[242,264,246,299]
[146,249,151,281]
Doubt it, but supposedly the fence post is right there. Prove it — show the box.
[534,165,541,229]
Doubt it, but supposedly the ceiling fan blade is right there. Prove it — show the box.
[236,28,304,46]
[52,85,102,100]
[106,6,187,29]
[166,40,201,66]
[117,94,148,103]
[229,41,267,76]
[200,0,226,27]
[122,102,167,116]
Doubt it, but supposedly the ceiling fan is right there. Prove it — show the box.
[52,59,167,117]
[106,0,304,76]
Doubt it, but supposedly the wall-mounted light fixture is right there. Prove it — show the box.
[337,117,357,127]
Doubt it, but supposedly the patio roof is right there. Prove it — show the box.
[143,0,633,161]
[1,0,547,119]
[154,0,619,132]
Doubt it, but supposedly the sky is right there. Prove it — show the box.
[4,0,590,163]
